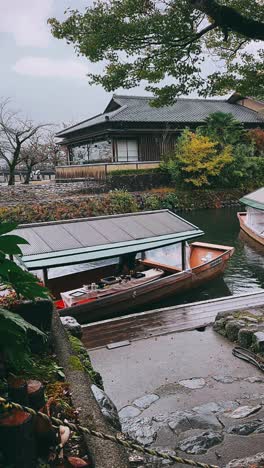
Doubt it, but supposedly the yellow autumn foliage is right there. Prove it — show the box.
[176,131,233,187]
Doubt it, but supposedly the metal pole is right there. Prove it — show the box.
[181,242,186,271]
[43,268,48,286]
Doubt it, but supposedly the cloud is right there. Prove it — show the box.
[0,0,53,47]
[13,57,89,80]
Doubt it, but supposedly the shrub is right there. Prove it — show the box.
[167,129,233,188]
[142,194,161,210]
[108,189,138,213]
[216,143,255,188]
[107,168,170,191]
[247,128,264,156]
[109,167,160,176]
[161,192,179,210]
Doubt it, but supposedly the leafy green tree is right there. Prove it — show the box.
[217,142,255,187]
[49,1,264,104]
[198,112,245,148]
[166,129,233,187]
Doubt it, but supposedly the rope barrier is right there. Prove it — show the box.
[0,397,220,468]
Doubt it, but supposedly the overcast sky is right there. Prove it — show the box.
[0,0,227,126]
[0,0,112,124]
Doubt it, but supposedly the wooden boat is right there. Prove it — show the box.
[237,212,264,246]
[238,188,264,246]
[14,210,234,324]
[57,241,234,323]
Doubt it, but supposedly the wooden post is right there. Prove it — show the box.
[8,377,29,406]
[27,380,45,410]
[181,241,186,271]
[43,268,48,286]
[0,409,37,468]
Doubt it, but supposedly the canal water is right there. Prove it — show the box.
[49,207,264,311]
[149,206,264,310]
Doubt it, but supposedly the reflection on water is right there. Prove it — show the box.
[42,207,264,310]
[184,207,264,296]
[140,207,264,311]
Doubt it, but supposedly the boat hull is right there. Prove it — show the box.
[237,212,264,246]
[59,242,234,324]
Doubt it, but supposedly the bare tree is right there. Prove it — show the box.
[46,131,68,168]
[20,134,50,184]
[0,99,50,185]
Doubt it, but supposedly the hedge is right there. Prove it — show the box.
[107,168,170,190]
[0,188,249,224]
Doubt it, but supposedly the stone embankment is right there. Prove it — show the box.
[0,181,107,206]
[214,308,264,353]
[0,180,244,212]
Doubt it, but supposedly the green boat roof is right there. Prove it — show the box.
[240,187,264,211]
[14,210,203,271]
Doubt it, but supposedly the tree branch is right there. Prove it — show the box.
[190,0,264,40]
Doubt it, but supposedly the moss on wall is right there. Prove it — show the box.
[68,335,104,390]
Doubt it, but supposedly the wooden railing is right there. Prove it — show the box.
[0,170,55,183]
[55,161,159,182]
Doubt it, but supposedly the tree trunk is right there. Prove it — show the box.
[24,165,32,184]
[8,144,21,185]
[7,166,15,185]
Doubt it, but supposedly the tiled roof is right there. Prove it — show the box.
[58,94,264,137]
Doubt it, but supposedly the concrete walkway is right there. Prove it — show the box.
[89,326,264,467]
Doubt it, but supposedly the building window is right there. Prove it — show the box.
[117,140,138,162]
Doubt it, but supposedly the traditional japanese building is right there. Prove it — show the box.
[57,93,264,166]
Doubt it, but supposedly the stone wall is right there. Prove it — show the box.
[52,311,130,468]
[214,308,264,353]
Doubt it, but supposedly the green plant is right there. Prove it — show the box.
[68,335,104,389]
[217,143,255,188]
[247,128,264,156]
[23,355,65,382]
[0,221,50,301]
[0,308,46,372]
[108,168,160,176]
[161,192,179,210]
[108,189,138,213]
[198,112,245,148]
[167,129,233,187]
[142,194,161,210]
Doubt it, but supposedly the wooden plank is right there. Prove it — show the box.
[82,291,264,350]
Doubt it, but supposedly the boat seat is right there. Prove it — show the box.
[139,259,182,273]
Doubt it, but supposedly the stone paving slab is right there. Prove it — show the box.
[89,327,264,467]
